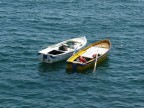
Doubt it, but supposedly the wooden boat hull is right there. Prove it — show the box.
[66,39,111,71]
[67,53,108,71]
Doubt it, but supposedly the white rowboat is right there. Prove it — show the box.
[38,36,87,63]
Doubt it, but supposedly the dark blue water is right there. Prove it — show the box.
[0,0,144,107]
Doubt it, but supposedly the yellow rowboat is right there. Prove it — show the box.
[66,39,111,71]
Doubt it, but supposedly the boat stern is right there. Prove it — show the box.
[38,53,54,63]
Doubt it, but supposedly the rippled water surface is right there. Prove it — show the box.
[0,0,144,107]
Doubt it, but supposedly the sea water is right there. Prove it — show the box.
[0,0,144,107]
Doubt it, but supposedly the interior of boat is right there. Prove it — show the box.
[73,42,109,64]
[48,50,64,55]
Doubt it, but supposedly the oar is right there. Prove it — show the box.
[93,53,98,75]
[93,47,99,75]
